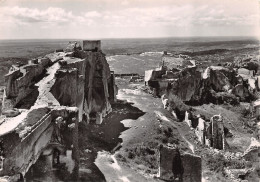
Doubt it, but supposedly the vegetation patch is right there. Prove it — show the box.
[203,152,252,176]
[116,143,159,175]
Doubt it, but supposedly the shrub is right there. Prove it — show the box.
[206,153,226,173]
[124,144,159,171]
[205,153,248,175]
[128,151,135,159]
[241,107,250,118]
[226,159,246,169]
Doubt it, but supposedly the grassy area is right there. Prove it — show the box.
[115,118,190,177]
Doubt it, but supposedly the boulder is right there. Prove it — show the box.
[207,66,235,92]
[168,66,202,103]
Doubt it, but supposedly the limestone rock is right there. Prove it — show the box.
[0,40,117,179]
[64,42,81,52]
[51,50,115,124]
[206,66,235,92]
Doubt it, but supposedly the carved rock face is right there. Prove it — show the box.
[50,51,114,123]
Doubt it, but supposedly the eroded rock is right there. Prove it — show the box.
[0,40,117,179]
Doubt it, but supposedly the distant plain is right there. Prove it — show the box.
[0,37,259,85]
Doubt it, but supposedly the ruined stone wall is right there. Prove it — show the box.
[182,153,202,182]
[3,41,116,124]
[159,145,201,182]
[4,58,51,109]
[82,40,101,51]
[211,115,225,150]
[189,114,225,150]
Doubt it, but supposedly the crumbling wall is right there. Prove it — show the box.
[148,65,243,105]
[82,40,101,52]
[184,112,225,150]
[211,115,225,150]
[182,153,202,182]
[4,57,51,109]
[159,145,201,182]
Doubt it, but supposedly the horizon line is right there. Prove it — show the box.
[0,35,259,41]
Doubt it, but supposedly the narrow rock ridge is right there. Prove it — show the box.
[0,40,117,180]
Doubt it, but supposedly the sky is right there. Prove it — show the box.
[0,0,259,39]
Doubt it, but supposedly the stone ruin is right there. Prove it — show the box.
[145,53,260,105]
[145,53,260,151]
[0,40,117,180]
[185,112,226,150]
[3,40,117,124]
[225,138,260,181]
[159,144,201,182]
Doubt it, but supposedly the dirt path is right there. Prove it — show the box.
[95,151,150,182]
[95,83,195,181]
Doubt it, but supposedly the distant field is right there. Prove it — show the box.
[0,37,259,83]
[0,37,259,58]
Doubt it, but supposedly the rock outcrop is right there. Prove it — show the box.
[3,40,116,124]
[4,57,51,107]
[167,66,239,105]
[0,106,77,178]
[146,62,255,105]
[0,40,117,179]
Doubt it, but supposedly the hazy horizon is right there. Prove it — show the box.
[0,35,259,41]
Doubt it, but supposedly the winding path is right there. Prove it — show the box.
[96,85,196,181]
